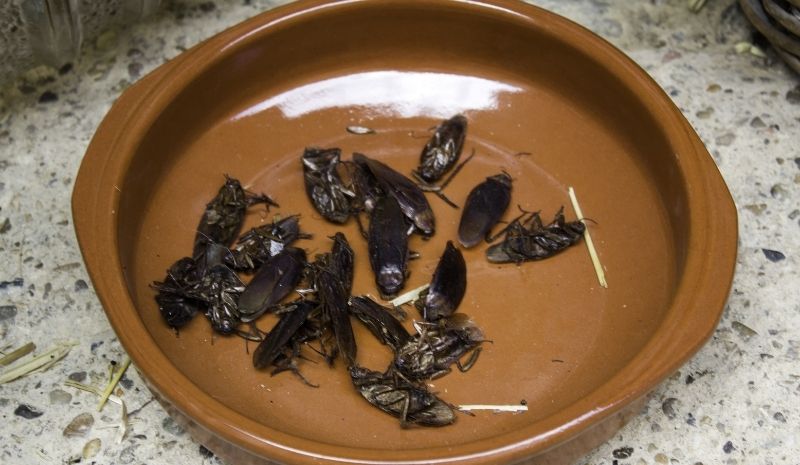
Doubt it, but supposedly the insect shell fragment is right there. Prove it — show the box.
[416,114,468,183]
[458,172,513,248]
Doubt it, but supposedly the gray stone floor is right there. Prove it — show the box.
[0,1,797,464]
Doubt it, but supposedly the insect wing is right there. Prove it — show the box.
[458,173,512,248]
[238,247,307,322]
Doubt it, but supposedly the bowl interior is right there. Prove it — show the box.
[116,1,687,454]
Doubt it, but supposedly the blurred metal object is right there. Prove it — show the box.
[0,0,162,83]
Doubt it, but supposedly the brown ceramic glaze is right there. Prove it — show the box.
[72,1,738,464]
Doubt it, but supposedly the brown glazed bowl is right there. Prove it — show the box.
[72,1,737,463]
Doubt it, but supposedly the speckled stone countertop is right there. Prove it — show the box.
[0,1,797,464]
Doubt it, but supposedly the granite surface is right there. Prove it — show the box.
[0,0,798,464]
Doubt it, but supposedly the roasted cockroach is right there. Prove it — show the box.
[416,241,466,321]
[238,247,307,322]
[416,115,467,183]
[349,366,456,427]
[394,314,484,380]
[486,207,585,263]
[353,153,435,236]
[228,215,310,271]
[302,147,353,224]
[193,176,277,261]
[253,300,316,369]
[368,195,410,298]
[313,233,357,366]
[458,172,512,248]
[330,232,355,294]
[350,296,411,351]
[153,257,202,328]
[346,160,382,215]
[199,264,246,334]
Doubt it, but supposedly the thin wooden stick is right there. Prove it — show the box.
[458,404,528,413]
[389,284,429,307]
[568,187,608,288]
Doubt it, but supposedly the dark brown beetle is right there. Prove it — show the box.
[345,160,382,215]
[253,300,316,369]
[416,241,466,321]
[349,366,455,427]
[228,215,310,271]
[368,195,410,298]
[153,250,246,334]
[153,257,202,328]
[330,232,355,294]
[312,233,357,366]
[238,247,307,322]
[350,296,411,351]
[458,172,513,248]
[416,115,467,183]
[394,314,484,380]
[486,207,585,263]
[302,148,353,224]
[353,153,435,236]
[198,264,246,334]
[193,176,277,262]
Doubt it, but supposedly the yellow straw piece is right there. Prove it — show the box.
[97,357,131,412]
[0,342,36,367]
[568,187,608,289]
[0,342,74,384]
[458,404,528,413]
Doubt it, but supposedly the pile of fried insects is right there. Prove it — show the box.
[153,115,587,427]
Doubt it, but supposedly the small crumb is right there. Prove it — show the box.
[38,91,58,104]
[731,321,758,340]
[723,440,735,453]
[762,249,785,262]
[613,446,634,459]
[199,445,214,457]
[15,404,44,419]
[662,398,679,419]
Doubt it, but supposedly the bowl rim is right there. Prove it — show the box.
[72,0,738,463]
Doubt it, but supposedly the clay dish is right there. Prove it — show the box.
[72,1,737,463]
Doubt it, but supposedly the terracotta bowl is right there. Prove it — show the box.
[72,1,737,463]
